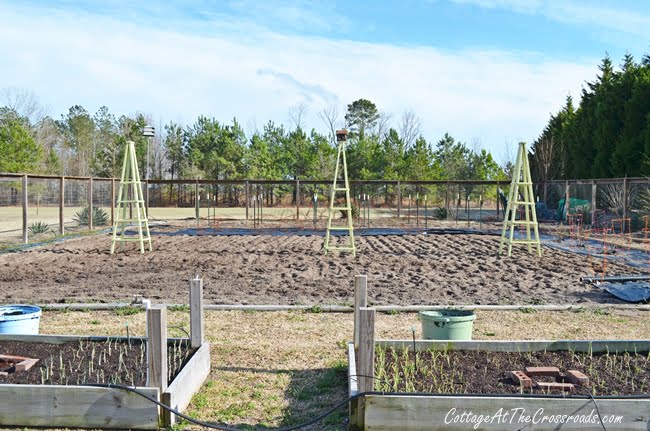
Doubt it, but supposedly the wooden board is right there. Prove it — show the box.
[162,342,211,426]
[364,395,650,430]
[377,339,650,353]
[0,384,159,429]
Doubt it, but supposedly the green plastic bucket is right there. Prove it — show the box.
[419,310,476,340]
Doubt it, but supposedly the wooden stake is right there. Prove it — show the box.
[354,275,368,348]
[190,276,204,349]
[147,305,168,392]
[358,307,375,393]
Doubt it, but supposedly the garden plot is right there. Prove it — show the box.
[349,340,650,431]
[0,225,643,306]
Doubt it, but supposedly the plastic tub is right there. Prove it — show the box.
[0,305,42,334]
[419,309,475,340]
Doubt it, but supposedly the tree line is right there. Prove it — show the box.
[530,52,650,181]
[0,90,506,183]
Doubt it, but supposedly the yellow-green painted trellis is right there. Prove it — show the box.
[324,129,356,256]
[499,141,541,257]
[110,140,152,254]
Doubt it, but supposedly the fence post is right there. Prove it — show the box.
[446,182,450,219]
[190,276,204,349]
[296,179,300,220]
[88,177,93,231]
[565,180,570,220]
[145,180,149,219]
[591,180,597,226]
[245,180,249,220]
[354,275,368,348]
[396,181,401,219]
[22,174,28,244]
[59,176,65,235]
[147,305,168,392]
[358,307,375,394]
[110,178,115,227]
[496,180,500,220]
[622,177,628,221]
[195,179,199,225]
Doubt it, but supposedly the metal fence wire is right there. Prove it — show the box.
[2,174,650,245]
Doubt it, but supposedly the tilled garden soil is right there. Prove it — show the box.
[0,224,640,305]
[377,348,650,395]
[0,339,191,386]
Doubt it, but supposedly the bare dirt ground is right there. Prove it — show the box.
[0,220,642,306]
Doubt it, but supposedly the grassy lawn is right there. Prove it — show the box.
[35,307,650,430]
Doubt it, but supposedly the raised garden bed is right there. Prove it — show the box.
[0,333,210,429]
[0,281,210,429]
[349,340,650,430]
[0,337,191,386]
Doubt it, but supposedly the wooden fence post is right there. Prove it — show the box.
[358,307,375,394]
[622,177,628,221]
[591,180,597,226]
[145,180,149,219]
[296,179,300,220]
[496,181,500,220]
[22,174,28,244]
[59,176,65,235]
[147,305,168,392]
[110,178,115,227]
[88,177,93,231]
[396,181,401,220]
[565,180,570,220]
[354,275,368,348]
[245,180,249,220]
[190,276,204,349]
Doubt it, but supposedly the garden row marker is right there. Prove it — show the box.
[499,141,541,257]
[110,140,152,254]
[324,129,356,256]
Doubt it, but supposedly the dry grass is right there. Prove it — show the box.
[33,307,650,430]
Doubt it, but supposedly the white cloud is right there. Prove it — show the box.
[452,0,650,39]
[0,2,597,158]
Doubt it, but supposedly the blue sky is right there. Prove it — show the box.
[1,0,649,162]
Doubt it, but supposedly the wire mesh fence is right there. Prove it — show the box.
[2,174,650,247]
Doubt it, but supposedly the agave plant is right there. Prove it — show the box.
[28,221,52,235]
[73,207,109,226]
[435,206,448,220]
[340,203,359,219]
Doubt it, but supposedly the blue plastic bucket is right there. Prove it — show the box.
[0,305,42,334]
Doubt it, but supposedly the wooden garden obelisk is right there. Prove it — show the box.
[324,129,356,256]
[110,140,152,254]
[499,142,541,257]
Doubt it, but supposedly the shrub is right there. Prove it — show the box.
[73,207,109,226]
[435,206,448,220]
[28,221,52,235]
